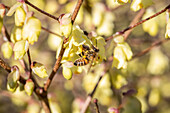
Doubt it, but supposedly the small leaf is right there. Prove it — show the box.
[31,62,48,78]
[24,79,34,96]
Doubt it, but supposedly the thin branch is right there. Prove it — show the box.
[0,58,11,73]
[41,26,62,37]
[71,0,84,24]
[124,9,145,40]
[132,38,170,59]
[107,38,170,69]
[105,4,170,41]
[1,25,11,42]
[93,98,100,113]
[26,49,40,89]
[25,0,59,21]
[44,40,65,91]
[80,71,106,113]
[44,0,84,91]
[21,2,51,113]
[27,49,32,78]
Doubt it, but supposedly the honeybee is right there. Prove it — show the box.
[74,44,99,66]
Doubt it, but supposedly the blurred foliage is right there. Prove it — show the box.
[0,0,170,113]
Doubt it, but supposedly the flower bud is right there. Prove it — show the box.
[1,42,13,59]
[7,82,17,92]
[15,6,26,26]
[24,79,34,96]
[7,66,20,92]
[62,66,72,80]
[22,17,41,44]
[59,13,72,38]
[31,62,48,78]
[11,66,20,82]
[13,40,29,60]
[10,26,22,43]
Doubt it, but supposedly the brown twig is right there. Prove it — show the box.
[80,71,106,113]
[26,49,40,89]
[41,26,62,37]
[27,49,32,78]
[25,0,59,21]
[0,58,11,73]
[105,4,170,41]
[71,0,84,24]
[132,38,170,59]
[21,2,51,113]
[93,98,100,113]
[0,57,50,113]
[44,0,84,91]
[124,9,145,40]
[1,25,11,42]
[44,41,65,91]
